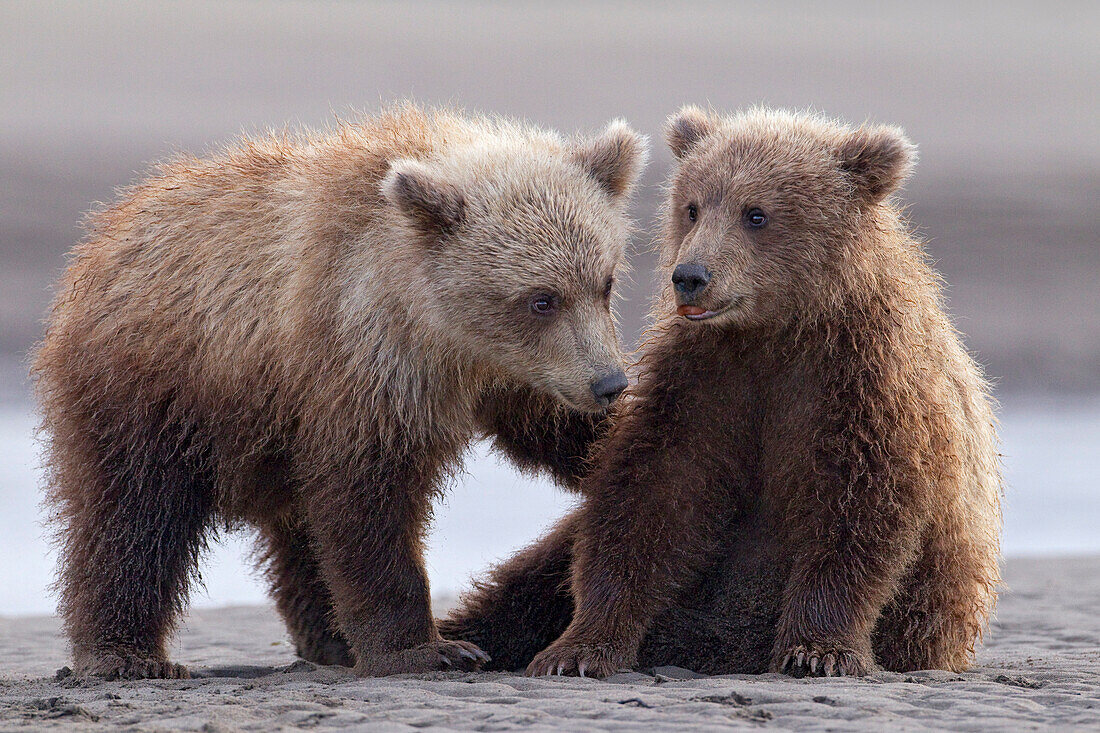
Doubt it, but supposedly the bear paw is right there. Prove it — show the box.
[526,639,625,678]
[353,640,490,676]
[774,643,872,677]
[77,652,190,680]
[295,634,355,668]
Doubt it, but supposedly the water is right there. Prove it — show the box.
[998,400,1100,556]
[0,401,1096,617]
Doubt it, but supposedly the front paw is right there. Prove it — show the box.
[526,639,624,678]
[295,633,355,668]
[774,642,872,677]
[354,640,490,676]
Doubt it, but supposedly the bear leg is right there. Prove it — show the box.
[873,523,997,672]
[53,408,214,680]
[258,516,355,667]
[304,459,490,676]
[439,513,577,671]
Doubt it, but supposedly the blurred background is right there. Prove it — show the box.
[1,1,1097,615]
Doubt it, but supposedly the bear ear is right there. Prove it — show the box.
[571,120,649,200]
[380,159,465,234]
[837,124,917,203]
[665,106,715,160]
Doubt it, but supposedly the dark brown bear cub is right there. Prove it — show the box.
[441,107,1002,677]
[33,104,647,679]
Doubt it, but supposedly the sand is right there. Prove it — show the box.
[0,556,1097,731]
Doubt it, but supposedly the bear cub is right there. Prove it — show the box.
[34,104,647,678]
[443,107,1002,678]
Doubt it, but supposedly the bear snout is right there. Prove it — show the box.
[590,370,629,408]
[672,263,711,303]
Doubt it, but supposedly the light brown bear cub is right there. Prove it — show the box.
[443,107,1001,677]
[34,104,647,679]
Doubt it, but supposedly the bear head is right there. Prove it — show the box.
[381,119,648,411]
[661,106,916,331]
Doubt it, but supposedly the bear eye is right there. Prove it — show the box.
[687,204,698,223]
[744,208,768,229]
[603,276,614,299]
[529,293,559,317]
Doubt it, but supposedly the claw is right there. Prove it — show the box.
[578,662,587,678]
[796,651,806,668]
[556,662,565,676]
[780,653,792,671]
[459,649,477,661]
[475,649,491,662]
[439,655,452,668]
[824,654,837,677]
[810,656,818,674]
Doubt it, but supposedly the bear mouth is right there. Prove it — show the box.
[677,297,744,321]
[547,384,606,414]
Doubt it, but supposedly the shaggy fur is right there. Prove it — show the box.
[441,107,1002,678]
[33,103,648,679]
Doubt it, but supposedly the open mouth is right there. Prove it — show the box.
[676,297,744,321]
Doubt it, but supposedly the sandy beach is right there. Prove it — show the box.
[1,556,1096,731]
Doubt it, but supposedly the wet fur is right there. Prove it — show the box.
[33,103,645,678]
[442,107,1002,677]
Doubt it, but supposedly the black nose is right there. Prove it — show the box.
[591,371,628,407]
[672,263,711,302]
